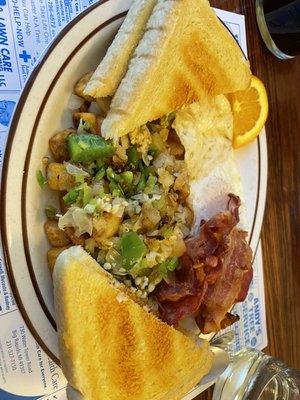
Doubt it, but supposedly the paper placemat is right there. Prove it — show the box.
[0,2,268,399]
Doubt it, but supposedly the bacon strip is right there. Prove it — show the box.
[153,194,253,333]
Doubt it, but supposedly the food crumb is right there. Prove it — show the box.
[116,292,128,303]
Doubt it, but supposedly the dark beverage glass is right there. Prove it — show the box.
[256,0,300,59]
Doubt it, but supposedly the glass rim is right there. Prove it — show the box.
[255,0,295,60]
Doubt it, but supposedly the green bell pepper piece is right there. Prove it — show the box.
[93,167,106,182]
[82,184,92,207]
[126,146,139,169]
[146,174,156,189]
[106,167,121,182]
[63,188,80,205]
[109,180,124,198]
[36,170,47,188]
[158,257,179,282]
[45,206,57,220]
[148,146,158,158]
[120,171,133,187]
[68,134,115,163]
[120,232,147,270]
[137,173,146,192]
[163,257,178,271]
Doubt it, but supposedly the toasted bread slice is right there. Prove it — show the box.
[53,246,213,400]
[84,0,158,98]
[102,0,251,139]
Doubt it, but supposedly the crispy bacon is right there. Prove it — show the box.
[155,254,198,302]
[156,254,208,325]
[186,194,241,262]
[153,194,253,333]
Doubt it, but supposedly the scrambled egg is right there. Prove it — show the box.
[129,125,152,154]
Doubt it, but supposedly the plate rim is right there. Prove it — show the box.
[0,0,117,365]
[0,0,267,370]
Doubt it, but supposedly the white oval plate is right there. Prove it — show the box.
[1,1,267,398]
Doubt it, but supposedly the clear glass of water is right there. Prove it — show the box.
[212,348,300,400]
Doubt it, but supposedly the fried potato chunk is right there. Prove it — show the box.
[47,163,75,191]
[92,213,121,245]
[49,128,75,162]
[73,112,103,135]
[64,227,87,246]
[74,71,94,102]
[44,220,71,247]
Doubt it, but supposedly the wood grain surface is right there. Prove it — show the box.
[197,1,300,399]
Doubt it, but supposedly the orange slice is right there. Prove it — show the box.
[228,75,269,149]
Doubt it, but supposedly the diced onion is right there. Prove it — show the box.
[65,162,89,177]
[68,93,85,110]
[58,207,93,236]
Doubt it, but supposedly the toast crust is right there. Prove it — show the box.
[84,0,158,98]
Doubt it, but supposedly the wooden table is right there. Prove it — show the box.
[197,1,300,399]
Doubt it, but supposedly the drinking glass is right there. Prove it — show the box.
[212,348,300,399]
[256,0,300,59]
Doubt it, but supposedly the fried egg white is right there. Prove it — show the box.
[173,95,247,233]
